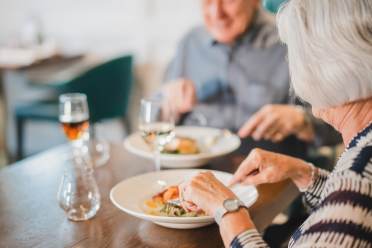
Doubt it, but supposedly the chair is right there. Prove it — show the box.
[14,55,133,160]
[262,0,286,13]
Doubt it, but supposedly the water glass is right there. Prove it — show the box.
[57,154,101,221]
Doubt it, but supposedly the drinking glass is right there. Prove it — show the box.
[88,138,110,168]
[59,93,90,157]
[58,93,101,221]
[139,97,175,171]
[57,154,101,221]
[59,93,109,167]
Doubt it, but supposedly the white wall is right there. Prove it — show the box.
[0,0,203,71]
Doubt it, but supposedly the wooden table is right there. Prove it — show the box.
[0,144,299,248]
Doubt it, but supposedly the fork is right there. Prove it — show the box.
[165,182,251,208]
[167,199,183,206]
[203,129,233,149]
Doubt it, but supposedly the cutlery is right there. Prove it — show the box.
[165,181,258,208]
[202,129,233,150]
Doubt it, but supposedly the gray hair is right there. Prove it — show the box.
[277,0,372,108]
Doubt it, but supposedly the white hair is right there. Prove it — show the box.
[277,0,372,108]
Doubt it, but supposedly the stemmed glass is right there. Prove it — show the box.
[59,93,90,157]
[57,93,101,221]
[59,92,109,167]
[139,97,175,171]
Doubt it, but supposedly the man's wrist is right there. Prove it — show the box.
[294,106,315,142]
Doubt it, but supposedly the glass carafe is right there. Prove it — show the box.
[57,151,101,221]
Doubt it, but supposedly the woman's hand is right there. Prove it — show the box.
[179,171,236,217]
[229,148,314,189]
[180,172,256,248]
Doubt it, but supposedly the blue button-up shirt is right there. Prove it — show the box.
[164,10,341,156]
[165,11,290,132]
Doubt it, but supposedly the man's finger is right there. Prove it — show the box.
[251,115,277,140]
[238,111,265,138]
[177,83,187,113]
[183,82,196,110]
[271,132,285,143]
[263,123,280,140]
[179,80,196,113]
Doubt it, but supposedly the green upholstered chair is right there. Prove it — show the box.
[14,55,133,159]
[263,0,287,14]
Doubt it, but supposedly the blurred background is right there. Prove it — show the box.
[0,0,208,166]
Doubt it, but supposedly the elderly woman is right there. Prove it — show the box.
[180,0,372,247]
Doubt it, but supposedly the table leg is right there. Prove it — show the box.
[0,70,9,165]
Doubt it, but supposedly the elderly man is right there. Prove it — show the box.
[162,0,339,157]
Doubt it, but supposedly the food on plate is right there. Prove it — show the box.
[162,136,200,155]
[144,186,205,217]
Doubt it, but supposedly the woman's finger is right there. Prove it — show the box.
[229,154,260,186]
[181,200,200,212]
[240,171,269,186]
[183,176,210,198]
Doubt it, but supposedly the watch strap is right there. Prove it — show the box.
[214,206,228,226]
[214,199,246,226]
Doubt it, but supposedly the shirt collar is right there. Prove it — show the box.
[347,121,372,150]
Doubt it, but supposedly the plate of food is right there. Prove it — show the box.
[124,126,241,168]
[110,169,258,229]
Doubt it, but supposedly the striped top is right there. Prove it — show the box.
[231,122,372,248]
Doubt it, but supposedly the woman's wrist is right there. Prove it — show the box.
[289,159,315,190]
[298,163,317,192]
[219,208,255,248]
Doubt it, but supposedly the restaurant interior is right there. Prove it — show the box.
[1,0,370,248]
[0,0,203,162]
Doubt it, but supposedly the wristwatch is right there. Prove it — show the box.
[214,198,247,225]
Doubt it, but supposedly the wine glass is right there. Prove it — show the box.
[139,97,175,171]
[59,93,109,167]
[59,93,90,157]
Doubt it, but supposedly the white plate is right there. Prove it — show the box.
[110,169,258,229]
[124,126,241,168]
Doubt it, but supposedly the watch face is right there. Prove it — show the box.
[223,199,239,211]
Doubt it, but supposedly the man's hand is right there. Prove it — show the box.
[162,79,197,115]
[238,104,314,143]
